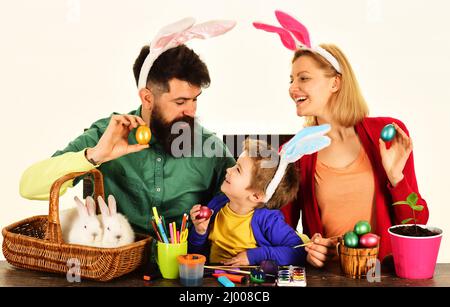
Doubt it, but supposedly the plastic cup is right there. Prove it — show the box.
[177,254,206,286]
[156,241,188,279]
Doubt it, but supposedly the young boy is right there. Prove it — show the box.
[188,138,306,266]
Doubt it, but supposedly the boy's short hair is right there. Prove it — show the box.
[243,138,299,209]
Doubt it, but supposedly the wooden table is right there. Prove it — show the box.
[1,261,449,287]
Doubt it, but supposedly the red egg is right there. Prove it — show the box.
[359,233,379,248]
[196,206,212,220]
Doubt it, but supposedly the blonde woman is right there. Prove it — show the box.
[254,11,429,268]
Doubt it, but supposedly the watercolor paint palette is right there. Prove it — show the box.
[276,265,306,287]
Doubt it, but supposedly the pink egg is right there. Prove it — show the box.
[359,233,379,248]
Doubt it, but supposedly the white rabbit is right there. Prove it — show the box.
[59,196,103,247]
[98,195,135,248]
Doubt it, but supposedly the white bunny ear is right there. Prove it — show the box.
[74,196,88,217]
[98,195,110,217]
[185,20,236,40]
[150,17,196,50]
[85,196,96,216]
[107,195,117,215]
[138,17,196,90]
[138,18,236,90]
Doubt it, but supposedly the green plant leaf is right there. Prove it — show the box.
[407,192,418,206]
[412,205,424,211]
[401,218,414,224]
[392,201,410,206]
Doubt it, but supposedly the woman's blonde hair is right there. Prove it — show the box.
[292,44,369,127]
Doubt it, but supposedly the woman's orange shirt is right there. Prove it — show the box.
[314,146,377,238]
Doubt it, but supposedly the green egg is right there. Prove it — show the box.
[354,220,371,236]
[343,231,359,248]
[380,124,396,142]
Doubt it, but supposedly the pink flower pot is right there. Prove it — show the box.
[388,224,443,279]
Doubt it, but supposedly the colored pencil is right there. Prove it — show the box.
[181,214,187,232]
[176,231,180,244]
[151,207,169,243]
[161,216,169,238]
[169,222,174,244]
[157,221,169,244]
[152,207,160,223]
[173,222,177,243]
[151,218,162,242]
[204,266,251,275]
[205,266,275,277]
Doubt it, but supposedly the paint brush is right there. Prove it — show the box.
[293,235,341,248]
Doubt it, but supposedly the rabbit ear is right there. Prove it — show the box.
[74,196,88,217]
[252,22,296,50]
[186,20,236,40]
[138,18,235,90]
[150,17,196,50]
[107,195,117,215]
[284,135,331,163]
[275,10,311,48]
[153,20,236,50]
[85,196,96,216]
[138,17,195,90]
[281,124,331,163]
[264,124,331,203]
[98,195,110,217]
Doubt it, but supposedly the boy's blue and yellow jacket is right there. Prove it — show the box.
[188,194,307,266]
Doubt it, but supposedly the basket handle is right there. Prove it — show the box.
[45,169,105,243]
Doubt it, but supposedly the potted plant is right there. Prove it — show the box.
[388,192,443,279]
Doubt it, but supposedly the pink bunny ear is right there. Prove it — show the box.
[138,17,236,90]
[150,17,196,50]
[275,10,311,48]
[252,22,296,50]
[186,20,236,40]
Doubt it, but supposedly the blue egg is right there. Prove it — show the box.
[380,124,396,142]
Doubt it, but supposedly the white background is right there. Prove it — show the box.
[1,0,449,262]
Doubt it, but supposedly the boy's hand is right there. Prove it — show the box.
[222,251,249,266]
[305,233,338,268]
[190,204,213,235]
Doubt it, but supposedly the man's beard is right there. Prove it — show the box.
[150,106,196,156]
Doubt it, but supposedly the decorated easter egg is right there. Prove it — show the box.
[136,125,152,145]
[359,233,379,248]
[380,124,396,142]
[196,206,212,220]
[354,220,371,236]
[343,231,359,248]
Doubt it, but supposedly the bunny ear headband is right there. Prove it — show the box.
[264,124,331,203]
[253,10,341,74]
[138,17,236,90]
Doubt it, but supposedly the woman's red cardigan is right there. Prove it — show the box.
[281,117,429,260]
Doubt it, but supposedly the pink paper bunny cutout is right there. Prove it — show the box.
[138,18,236,89]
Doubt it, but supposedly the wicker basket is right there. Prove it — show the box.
[2,169,152,281]
[337,242,379,279]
